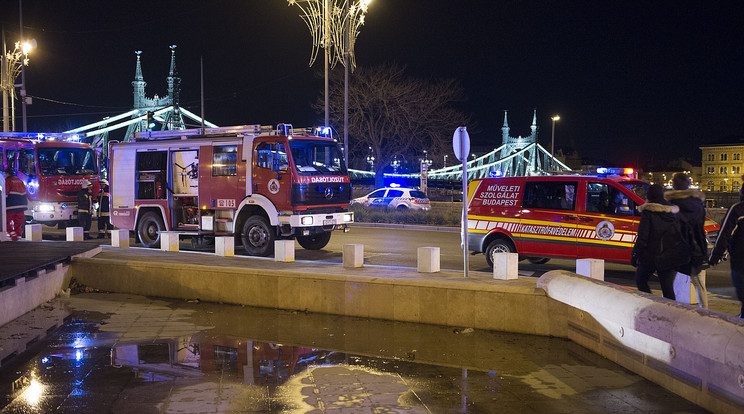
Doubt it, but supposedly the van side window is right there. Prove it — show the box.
[586,182,634,215]
[523,181,577,211]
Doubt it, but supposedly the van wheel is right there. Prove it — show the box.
[241,216,274,256]
[527,257,550,264]
[137,211,165,248]
[297,232,332,250]
[485,238,516,268]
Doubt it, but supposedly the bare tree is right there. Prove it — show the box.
[323,63,469,188]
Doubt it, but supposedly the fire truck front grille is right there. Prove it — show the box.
[291,183,351,206]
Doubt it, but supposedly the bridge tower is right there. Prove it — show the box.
[124,46,185,140]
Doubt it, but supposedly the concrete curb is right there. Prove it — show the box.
[350,222,460,232]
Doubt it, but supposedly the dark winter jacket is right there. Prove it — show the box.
[709,201,744,272]
[631,202,680,266]
[665,189,708,269]
[77,189,92,214]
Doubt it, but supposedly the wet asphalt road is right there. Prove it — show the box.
[0,293,710,413]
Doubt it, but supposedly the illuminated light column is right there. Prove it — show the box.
[288,0,372,166]
[550,115,560,171]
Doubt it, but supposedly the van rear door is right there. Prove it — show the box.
[517,180,579,258]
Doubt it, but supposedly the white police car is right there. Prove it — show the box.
[351,186,431,210]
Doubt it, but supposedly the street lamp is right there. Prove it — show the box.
[1,33,34,132]
[550,115,560,171]
[443,154,448,168]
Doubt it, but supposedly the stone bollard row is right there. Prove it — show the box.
[576,258,604,281]
[111,229,130,248]
[275,240,294,262]
[25,224,42,241]
[160,232,179,252]
[417,247,440,273]
[66,227,84,242]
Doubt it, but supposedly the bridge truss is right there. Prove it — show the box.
[349,141,571,182]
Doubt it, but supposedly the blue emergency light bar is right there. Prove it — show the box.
[596,167,634,176]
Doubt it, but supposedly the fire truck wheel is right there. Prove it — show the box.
[241,216,275,256]
[296,232,332,250]
[484,238,516,268]
[137,211,165,248]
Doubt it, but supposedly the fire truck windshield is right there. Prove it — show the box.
[289,140,347,176]
[37,147,98,176]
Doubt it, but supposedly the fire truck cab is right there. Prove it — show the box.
[467,169,720,268]
[109,124,354,255]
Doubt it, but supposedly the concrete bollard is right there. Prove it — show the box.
[160,231,179,252]
[576,258,604,281]
[343,244,364,268]
[673,271,702,305]
[417,247,440,273]
[274,240,295,262]
[493,252,519,280]
[25,224,42,241]
[215,236,234,257]
[111,229,130,248]
[66,226,84,242]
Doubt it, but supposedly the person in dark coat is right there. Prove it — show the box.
[77,180,93,239]
[665,172,709,308]
[709,179,744,318]
[97,179,112,237]
[631,184,682,300]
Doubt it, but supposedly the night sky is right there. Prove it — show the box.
[2,0,743,168]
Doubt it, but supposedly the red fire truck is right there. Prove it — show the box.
[0,133,100,227]
[108,124,354,255]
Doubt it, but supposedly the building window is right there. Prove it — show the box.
[708,181,715,191]
[721,167,727,174]
[707,167,715,174]
[722,154,728,161]
[735,166,741,174]
[735,153,741,161]
[708,154,715,161]
[734,181,741,192]
[721,181,728,192]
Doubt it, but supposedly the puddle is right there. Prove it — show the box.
[0,293,707,413]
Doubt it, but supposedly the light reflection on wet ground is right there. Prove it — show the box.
[0,293,708,413]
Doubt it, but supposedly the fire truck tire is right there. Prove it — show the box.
[137,211,165,248]
[241,216,275,256]
[296,231,332,250]
[484,238,516,268]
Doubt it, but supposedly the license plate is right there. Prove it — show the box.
[323,219,335,226]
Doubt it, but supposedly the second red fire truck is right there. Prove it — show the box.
[108,124,354,255]
[0,133,100,227]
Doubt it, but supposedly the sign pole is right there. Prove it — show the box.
[452,126,470,278]
[461,128,469,277]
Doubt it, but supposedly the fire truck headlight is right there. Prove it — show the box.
[343,213,353,223]
[37,204,55,212]
[301,217,314,225]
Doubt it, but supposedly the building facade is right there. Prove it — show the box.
[700,141,744,193]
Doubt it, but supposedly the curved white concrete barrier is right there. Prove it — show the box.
[538,270,744,413]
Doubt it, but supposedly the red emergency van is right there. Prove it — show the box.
[467,170,720,267]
